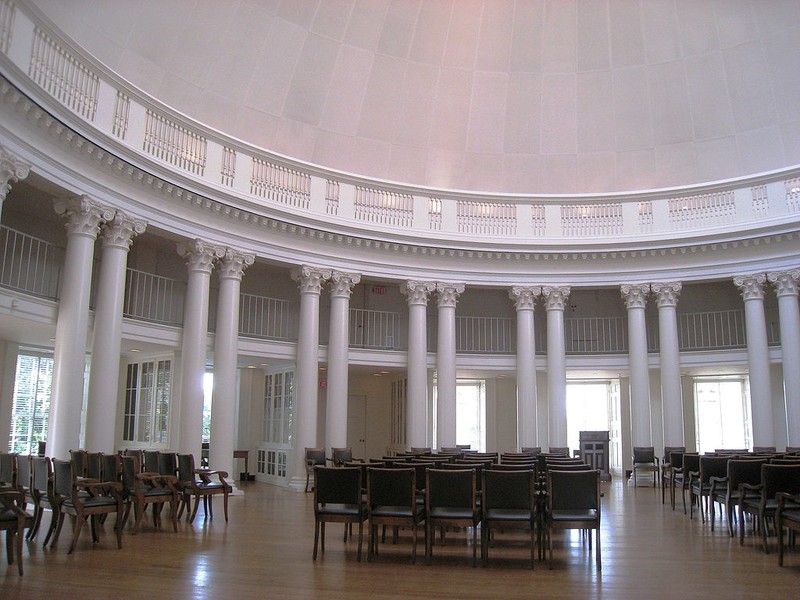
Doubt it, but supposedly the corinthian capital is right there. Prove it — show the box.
[436,282,465,308]
[329,271,361,298]
[217,248,255,280]
[733,273,767,301]
[651,282,682,308]
[401,280,436,306]
[767,269,800,297]
[54,195,115,239]
[177,238,226,274]
[620,283,650,309]
[541,285,571,310]
[0,147,31,202]
[102,211,147,250]
[509,286,541,311]
[291,265,331,294]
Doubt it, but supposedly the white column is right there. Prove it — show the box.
[621,283,652,448]
[510,286,541,449]
[48,196,114,459]
[734,274,774,448]
[210,249,254,481]
[435,282,464,449]
[542,285,570,448]
[0,146,31,221]
[325,271,361,454]
[289,265,330,491]
[176,239,225,457]
[652,282,683,448]
[401,281,436,449]
[85,212,147,453]
[769,269,800,447]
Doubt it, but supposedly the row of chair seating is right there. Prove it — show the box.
[654,447,800,565]
[311,456,602,570]
[0,449,232,574]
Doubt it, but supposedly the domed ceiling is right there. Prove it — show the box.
[29,0,800,195]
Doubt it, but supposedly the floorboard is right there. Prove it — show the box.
[2,474,799,599]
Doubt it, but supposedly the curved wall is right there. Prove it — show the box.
[29,0,800,195]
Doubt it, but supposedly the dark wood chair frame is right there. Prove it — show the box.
[313,466,366,561]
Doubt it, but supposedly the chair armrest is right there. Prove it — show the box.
[777,492,800,511]
[194,468,229,483]
[709,476,727,494]
[137,472,178,488]
[76,480,123,493]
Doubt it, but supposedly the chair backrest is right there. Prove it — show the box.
[682,453,701,475]
[177,454,197,483]
[762,464,800,499]
[121,454,141,490]
[0,452,16,487]
[86,452,103,480]
[305,448,327,467]
[727,458,768,490]
[410,447,432,455]
[123,448,144,470]
[753,446,777,454]
[143,450,160,473]
[698,455,730,482]
[426,468,476,509]
[367,467,415,509]
[31,456,51,494]
[69,449,87,478]
[314,466,362,506]
[331,447,353,466]
[52,458,74,498]
[520,447,542,455]
[483,469,535,512]
[158,452,178,476]
[16,454,31,493]
[102,453,120,483]
[547,469,600,512]
[633,447,656,464]
[669,451,685,470]
[548,447,570,456]
[663,446,685,463]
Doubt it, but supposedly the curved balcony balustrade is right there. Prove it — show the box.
[0,0,798,263]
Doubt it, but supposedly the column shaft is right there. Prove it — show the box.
[290,266,330,490]
[735,274,774,447]
[85,214,146,453]
[403,281,435,448]
[622,284,652,448]
[48,197,113,459]
[210,249,253,481]
[325,272,360,453]
[435,283,464,449]
[510,286,540,449]
[543,286,569,449]
[177,240,224,457]
[769,270,800,446]
[654,283,684,448]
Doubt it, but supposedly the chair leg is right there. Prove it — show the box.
[223,492,229,522]
[48,511,65,548]
[68,515,85,554]
[189,496,201,523]
[313,520,320,559]
[596,527,602,571]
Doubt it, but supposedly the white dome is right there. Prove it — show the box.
[29,0,800,194]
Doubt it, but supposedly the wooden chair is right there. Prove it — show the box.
[29,455,59,544]
[85,452,103,481]
[481,468,536,568]
[143,450,161,474]
[313,466,366,561]
[367,467,424,563]
[158,452,178,478]
[632,446,659,488]
[305,448,327,493]
[50,458,125,553]
[177,453,231,523]
[548,447,570,456]
[709,458,767,536]
[330,447,354,467]
[660,446,685,503]
[739,463,800,553]
[0,489,32,575]
[120,454,179,534]
[689,455,729,521]
[544,469,601,571]
[425,468,480,566]
[0,451,16,488]
[776,492,800,566]
[673,453,700,513]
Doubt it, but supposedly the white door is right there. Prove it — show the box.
[347,395,367,459]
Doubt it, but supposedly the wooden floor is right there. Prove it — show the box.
[2,475,799,599]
